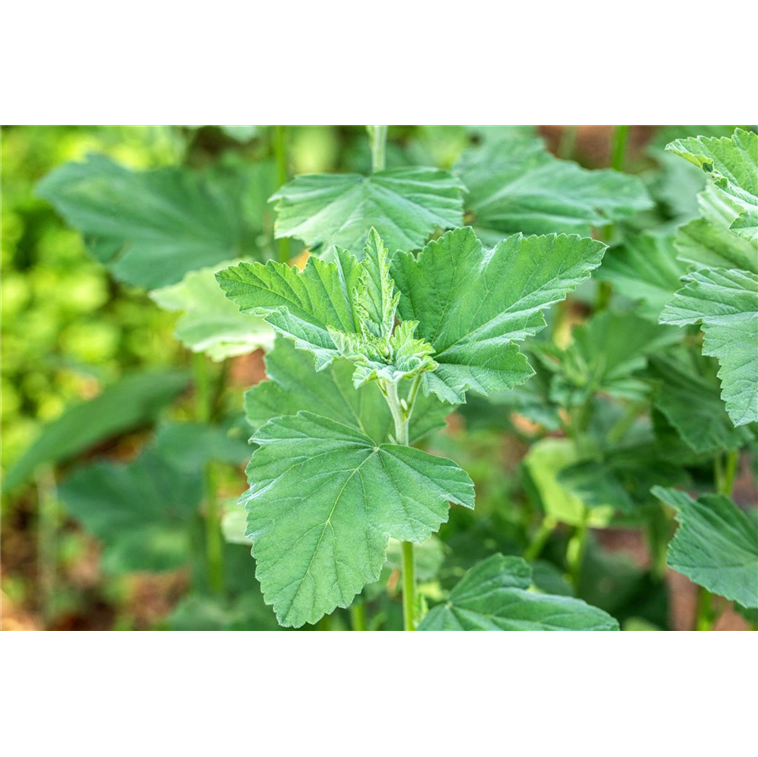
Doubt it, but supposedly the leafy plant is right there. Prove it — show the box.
[12,124,757,632]
[660,129,758,426]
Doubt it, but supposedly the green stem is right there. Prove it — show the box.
[193,353,224,593]
[607,400,646,445]
[401,541,416,631]
[381,377,420,630]
[568,510,590,589]
[695,585,714,631]
[596,280,613,312]
[719,450,739,496]
[524,516,556,563]
[273,125,290,263]
[350,601,367,631]
[559,125,578,160]
[204,463,224,594]
[369,125,388,173]
[611,125,631,172]
[193,352,211,422]
[316,614,331,631]
[36,467,59,629]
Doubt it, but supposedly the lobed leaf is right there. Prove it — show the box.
[418,554,619,630]
[596,234,687,321]
[37,155,275,289]
[391,227,607,403]
[244,338,451,445]
[216,248,361,370]
[660,267,758,426]
[243,412,474,627]
[455,134,652,243]
[652,487,758,608]
[270,168,465,257]
[151,265,274,361]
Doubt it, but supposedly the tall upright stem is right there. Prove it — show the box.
[381,377,419,629]
[273,125,291,263]
[611,125,631,172]
[193,353,224,594]
[401,541,416,631]
[36,467,59,629]
[369,125,388,173]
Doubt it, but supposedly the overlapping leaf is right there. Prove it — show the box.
[151,265,274,361]
[662,130,758,426]
[37,155,276,289]
[667,129,758,244]
[418,554,619,630]
[216,247,361,370]
[59,446,204,574]
[245,338,451,445]
[455,134,652,243]
[243,412,474,627]
[660,267,758,426]
[270,167,465,257]
[652,487,758,608]
[649,355,754,454]
[596,234,687,321]
[391,227,607,403]
[534,310,680,408]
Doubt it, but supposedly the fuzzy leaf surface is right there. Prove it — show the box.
[244,339,450,444]
[455,135,652,242]
[418,554,619,630]
[660,267,758,426]
[597,234,687,321]
[216,248,361,370]
[270,168,465,257]
[649,356,753,454]
[391,227,606,403]
[666,129,758,244]
[652,487,758,608]
[244,412,474,627]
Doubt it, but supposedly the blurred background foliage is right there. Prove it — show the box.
[2,124,754,631]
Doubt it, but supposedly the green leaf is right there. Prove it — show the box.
[418,554,618,630]
[216,247,361,370]
[270,167,465,257]
[354,228,400,343]
[666,129,758,244]
[523,439,613,527]
[596,234,688,321]
[560,441,686,514]
[536,310,680,408]
[455,134,652,243]
[59,445,203,574]
[244,338,450,445]
[660,267,758,426]
[154,422,251,471]
[167,592,281,631]
[37,155,276,289]
[243,412,474,627]
[649,356,753,454]
[151,265,274,361]
[2,370,188,494]
[652,487,758,608]
[391,227,607,403]
[675,215,758,274]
